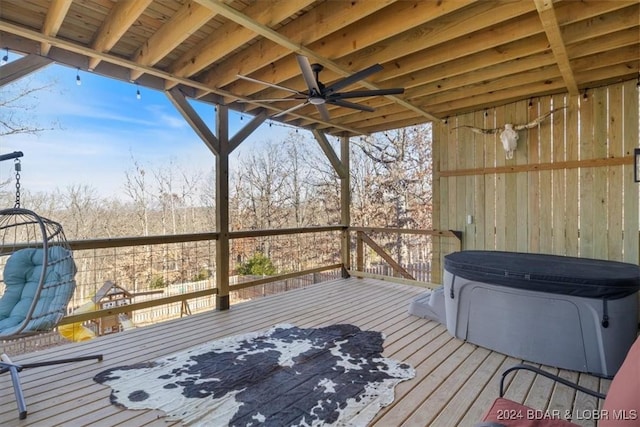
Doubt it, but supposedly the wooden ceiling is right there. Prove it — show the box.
[0,0,638,136]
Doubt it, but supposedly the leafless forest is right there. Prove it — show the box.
[1,81,434,295]
[1,127,433,239]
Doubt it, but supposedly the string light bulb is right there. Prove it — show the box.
[582,88,588,102]
[136,84,141,100]
[1,48,8,65]
[76,68,81,86]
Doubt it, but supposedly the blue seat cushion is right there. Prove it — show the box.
[0,247,76,335]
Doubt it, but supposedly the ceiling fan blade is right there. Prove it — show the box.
[329,88,404,100]
[236,74,304,95]
[272,101,309,118]
[296,55,321,93]
[315,103,330,121]
[327,98,375,113]
[324,63,383,94]
[237,97,307,103]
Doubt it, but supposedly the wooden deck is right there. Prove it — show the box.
[0,278,610,427]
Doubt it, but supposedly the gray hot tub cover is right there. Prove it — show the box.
[444,251,640,300]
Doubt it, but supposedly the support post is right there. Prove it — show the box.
[356,231,363,272]
[340,135,351,278]
[215,105,230,310]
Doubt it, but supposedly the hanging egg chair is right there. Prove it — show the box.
[0,208,76,337]
[0,152,102,420]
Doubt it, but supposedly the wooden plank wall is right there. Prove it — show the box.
[433,80,639,265]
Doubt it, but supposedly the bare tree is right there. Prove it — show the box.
[179,167,204,233]
[0,78,58,138]
[351,125,433,265]
[200,167,217,230]
[123,155,151,236]
[236,141,290,231]
[306,139,342,225]
[353,125,432,229]
[1,78,59,196]
[56,184,99,239]
[282,132,316,227]
[152,159,178,235]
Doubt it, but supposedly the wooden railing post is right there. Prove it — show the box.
[356,230,364,273]
[340,135,351,278]
[215,104,230,310]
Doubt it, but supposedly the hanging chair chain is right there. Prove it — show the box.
[14,158,21,208]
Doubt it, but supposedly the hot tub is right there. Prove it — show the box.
[443,251,640,377]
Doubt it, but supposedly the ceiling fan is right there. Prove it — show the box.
[236,55,404,121]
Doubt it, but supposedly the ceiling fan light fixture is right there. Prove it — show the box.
[237,55,404,121]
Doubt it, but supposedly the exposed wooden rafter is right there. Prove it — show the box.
[166,0,314,88]
[193,0,439,122]
[196,0,394,95]
[130,1,216,82]
[88,0,153,71]
[0,20,363,135]
[40,0,72,56]
[0,0,636,135]
[534,0,580,96]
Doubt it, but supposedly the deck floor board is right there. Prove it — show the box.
[0,278,610,426]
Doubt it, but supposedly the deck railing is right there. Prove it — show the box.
[1,226,461,333]
[349,227,462,286]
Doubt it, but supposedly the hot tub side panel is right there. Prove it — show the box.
[443,270,638,377]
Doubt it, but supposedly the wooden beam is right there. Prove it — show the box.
[289,2,638,128]
[350,227,462,240]
[439,155,635,177]
[229,111,267,154]
[0,54,53,87]
[167,0,313,87]
[359,232,415,280]
[222,0,473,97]
[340,136,350,276]
[58,287,219,325]
[88,0,153,71]
[311,130,347,179]
[339,1,534,79]
[229,264,342,292]
[349,270,437,288]
[130,1,216,82]
[428,79,568,117]
[0,17,365,135]
[166,87,220,154]
[40,0,72,56]
[193,0,437,122]
[534,0,579,96]
[371,1,633,89]
[215,104,230,310]
[198,0,392,91]
[0,20,230,98]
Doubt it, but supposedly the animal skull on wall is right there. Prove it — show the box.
[453,107,566,159]
[499,124,519,159]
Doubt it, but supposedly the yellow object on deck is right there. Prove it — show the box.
[58,302,97,342]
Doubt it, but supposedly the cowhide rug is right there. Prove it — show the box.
[93,323,414,426]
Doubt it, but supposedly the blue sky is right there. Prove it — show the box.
[1,55,293,199]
